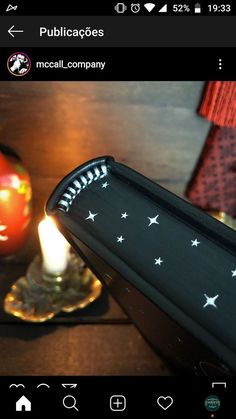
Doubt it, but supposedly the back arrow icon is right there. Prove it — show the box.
[8,25,24,37]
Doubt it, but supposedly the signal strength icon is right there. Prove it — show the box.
[159,4,168,13]
[144,3,156,12]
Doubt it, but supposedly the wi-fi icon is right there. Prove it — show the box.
[144,3,156,12]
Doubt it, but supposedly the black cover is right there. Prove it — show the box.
[46,156,236,375]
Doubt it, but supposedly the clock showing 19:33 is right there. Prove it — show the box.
[208,4,231,12]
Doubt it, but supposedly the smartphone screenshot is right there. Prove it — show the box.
[0,0,235,417]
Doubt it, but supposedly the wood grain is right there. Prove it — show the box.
[0,81,210,216]
[0,324,172,375]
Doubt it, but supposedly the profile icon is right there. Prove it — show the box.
[7,52,31,76]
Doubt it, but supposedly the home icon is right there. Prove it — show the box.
[16,395,31,412]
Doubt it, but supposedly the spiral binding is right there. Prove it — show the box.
[57,163,108,212]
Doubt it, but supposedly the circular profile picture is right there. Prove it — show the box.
[204,395,221,412]
[7,52,31,76]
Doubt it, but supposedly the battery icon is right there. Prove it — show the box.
[194,3,201,13]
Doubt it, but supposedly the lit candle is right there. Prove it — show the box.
[38,216,70,275]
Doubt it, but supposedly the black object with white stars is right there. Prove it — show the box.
[46,156,236,375]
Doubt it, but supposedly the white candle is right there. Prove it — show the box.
[38,216,70,275]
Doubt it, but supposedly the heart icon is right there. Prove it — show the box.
[157,396,174,410]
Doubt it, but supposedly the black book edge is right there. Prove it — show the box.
[46,156,236,372]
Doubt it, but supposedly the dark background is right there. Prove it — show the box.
[1,0,236,15]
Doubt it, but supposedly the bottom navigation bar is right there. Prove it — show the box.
[1,376,233,418]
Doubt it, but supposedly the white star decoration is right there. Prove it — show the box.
[117,235,125,243]
[82,206,235,314]
[155,257,163,266]
[191,239,200,247]
[102,182,109,188]
[148,215,159,227]
[85,211,98,222]
[203,294,219,308]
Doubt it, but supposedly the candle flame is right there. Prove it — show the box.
[38,216,70,275]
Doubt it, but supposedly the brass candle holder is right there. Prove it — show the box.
[209,211,236,230]
[4,252,102,322]
[4,216,102,322]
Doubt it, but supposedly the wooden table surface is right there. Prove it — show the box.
[0,81,210,375]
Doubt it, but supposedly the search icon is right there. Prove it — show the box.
[63,395,79,412]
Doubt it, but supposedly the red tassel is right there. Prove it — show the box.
[199,82,236,127]
[185,126,236,217]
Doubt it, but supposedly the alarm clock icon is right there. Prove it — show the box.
[131,3,141,13]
